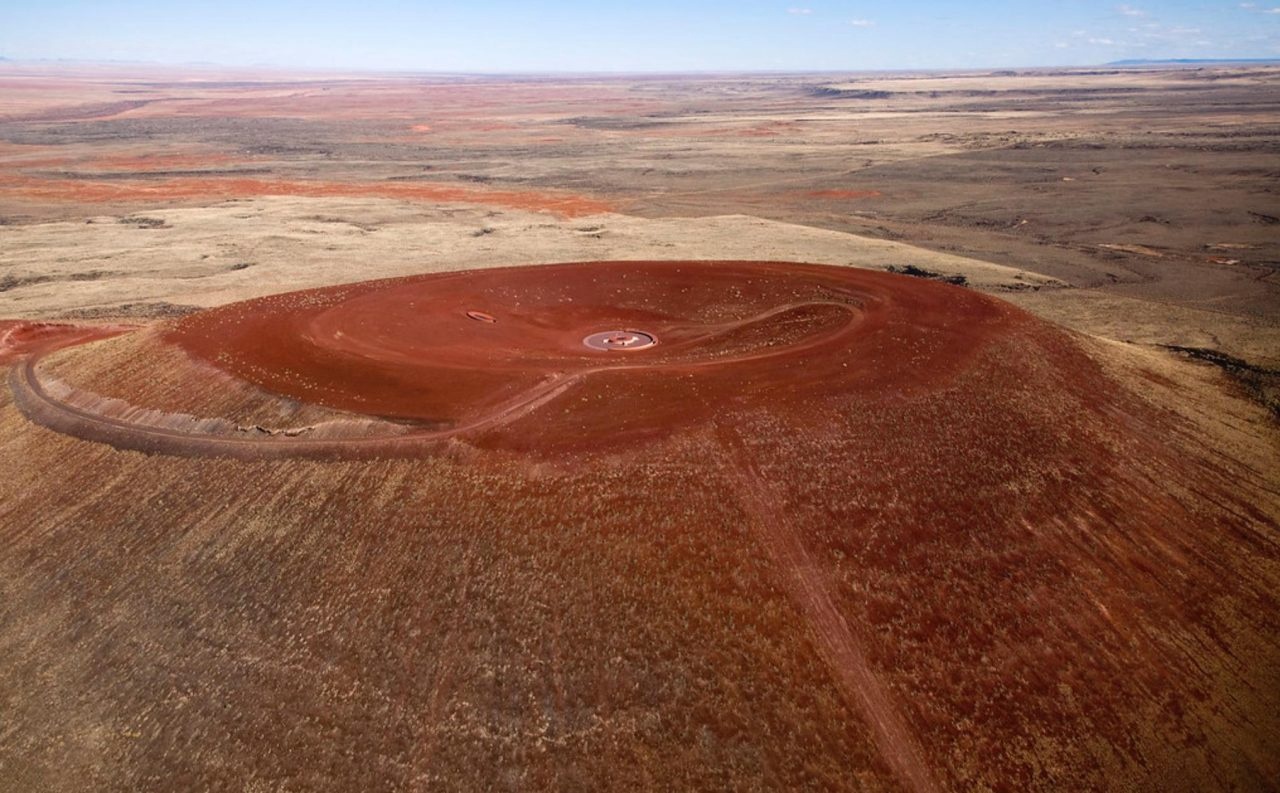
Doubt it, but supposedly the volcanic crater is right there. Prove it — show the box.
[16,260,1030,457]
[4,260,1279,791]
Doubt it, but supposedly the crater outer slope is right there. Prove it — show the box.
[2,261,1278,791]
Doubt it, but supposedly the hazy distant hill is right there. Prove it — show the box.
[1109,58,1280,65]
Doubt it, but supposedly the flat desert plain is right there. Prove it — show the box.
[1,64,1278,792]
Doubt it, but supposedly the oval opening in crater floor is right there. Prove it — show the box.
[582,330,658,351]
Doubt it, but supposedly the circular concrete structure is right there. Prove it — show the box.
[582,330,658,351]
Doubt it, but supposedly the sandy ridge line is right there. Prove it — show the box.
[718,427,941,793]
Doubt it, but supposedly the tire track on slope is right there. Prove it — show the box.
[717,426,940,793]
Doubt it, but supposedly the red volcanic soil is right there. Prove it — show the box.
[0,320,132,364]
[7,262,1280,790]
[0,174,613,217]
[164,261,1011,452]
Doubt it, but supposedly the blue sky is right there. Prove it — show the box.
[1,1,1277,71]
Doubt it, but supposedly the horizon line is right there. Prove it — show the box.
[3,55,1280,79]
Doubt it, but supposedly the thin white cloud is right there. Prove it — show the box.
[849,18,876,27]
[1117,4,1147,17]
[1088,37,1116,44]
[787,7,813,15]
